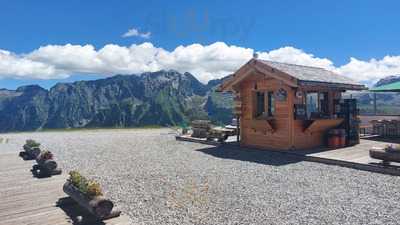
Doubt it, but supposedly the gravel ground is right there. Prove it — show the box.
[1,128,400,225]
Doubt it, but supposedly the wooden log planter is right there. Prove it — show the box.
[370,146,400,165]
[31,150,62,177]
[19,140,42,160]
[62,171,121,220]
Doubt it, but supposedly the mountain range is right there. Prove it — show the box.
[0,70,233,132]
[1,71,400,133]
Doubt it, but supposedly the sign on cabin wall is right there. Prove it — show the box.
[275,88,287,101]
[294,104,307,120]
[295,90,303,99]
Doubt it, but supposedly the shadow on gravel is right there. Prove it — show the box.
[196,144,303,166]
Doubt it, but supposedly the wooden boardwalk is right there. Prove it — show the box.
[0,152,131,225]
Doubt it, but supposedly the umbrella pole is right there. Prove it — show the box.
[373,93,377,115]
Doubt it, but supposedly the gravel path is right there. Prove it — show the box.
[1,128,400,225]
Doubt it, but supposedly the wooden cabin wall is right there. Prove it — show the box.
[239,76,294,150]
[239,78,344,150]
[291,89,342,149]
[292,121,325,149]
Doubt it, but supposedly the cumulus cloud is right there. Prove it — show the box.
[122,28,151,39]
[336,56,400,84]
[257,47,335,70]
[24,42,253,82]
[0,50,66,80]
[1,41,400,84]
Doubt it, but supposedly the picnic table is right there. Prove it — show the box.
[207,127,236,142]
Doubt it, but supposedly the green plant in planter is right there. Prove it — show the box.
[68,171,103,197]
[69,171,82,186]
[38,150,54,160]
[87,180,103,197]
[69,171,88,193]
[26,139,40,148]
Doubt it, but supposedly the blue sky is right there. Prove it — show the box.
[1,0,400,89]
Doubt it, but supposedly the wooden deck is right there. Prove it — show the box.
[0,152,131,225]
[287,136,400,176]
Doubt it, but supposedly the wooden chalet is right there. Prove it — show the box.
[220,58,367,150]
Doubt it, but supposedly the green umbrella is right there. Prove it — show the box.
[370,81,400,92]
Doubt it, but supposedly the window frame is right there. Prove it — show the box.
[254,91,266,118]
[253,90,275,119]
[267,91,275,117]
[305,90,330,119]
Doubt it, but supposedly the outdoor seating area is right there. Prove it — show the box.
[176,119,238,145]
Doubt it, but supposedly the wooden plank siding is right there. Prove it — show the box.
[221,59,367,150]
[238,72,344,150]
[239,75,294,150]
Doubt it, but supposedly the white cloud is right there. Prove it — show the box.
[1,41,400,84]
[24,42,253,82]
[0,50,65,80]
[257,47,335,70]
[336,56,400,84]
[122,28,151,39]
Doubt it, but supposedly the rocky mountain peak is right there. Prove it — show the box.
[375,75,400,87]
[0,70,234,132]
[16,84,46,92]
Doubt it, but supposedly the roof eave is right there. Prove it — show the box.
[219,59,257,92]
[298,80,367,91]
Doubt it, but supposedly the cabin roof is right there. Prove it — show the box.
[220,59,367,91]
[259,60,362,86]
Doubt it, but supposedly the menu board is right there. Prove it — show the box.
[294,104,307,120]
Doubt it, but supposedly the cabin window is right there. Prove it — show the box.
[306,91,329,119]
[319,92,329,115]
[254,91,275,118]
[267,91,275,116]
[306,92,319,118]
[255,92,265,117]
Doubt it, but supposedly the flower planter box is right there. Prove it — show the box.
[63,181,120,220]
[19,145,41,160]
[32,158,62,177]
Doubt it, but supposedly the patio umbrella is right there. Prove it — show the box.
[370,81,400,92]
[369,80,400,114]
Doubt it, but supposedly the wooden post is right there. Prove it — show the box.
[236,115,240,143]
[373,93,377,115]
